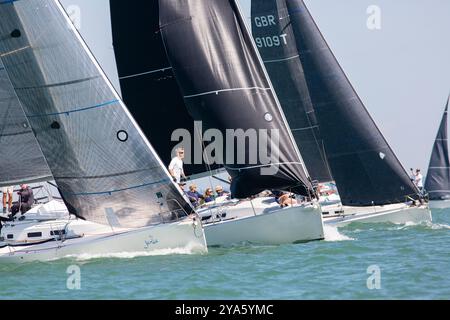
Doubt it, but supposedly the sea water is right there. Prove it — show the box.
[0,209,449,300]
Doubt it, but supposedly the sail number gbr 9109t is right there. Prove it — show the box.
[253,15,288,48]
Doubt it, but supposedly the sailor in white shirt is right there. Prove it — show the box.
[169,148,186,184]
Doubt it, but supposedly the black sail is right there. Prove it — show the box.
[110,0,220,176]
[425,98,450,200]
[264,0,418,206]
[0,0,193,227]
[158,0,312,199]
[251,0,332,183]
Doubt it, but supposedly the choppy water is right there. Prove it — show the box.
[1,209,449,300]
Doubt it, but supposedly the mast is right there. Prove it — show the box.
[0,0,194,227]
[425,96,450,200]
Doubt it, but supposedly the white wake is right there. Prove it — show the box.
[323,224,354,241]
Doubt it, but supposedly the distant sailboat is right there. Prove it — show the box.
[425,96,450,209]
[0,0,206,262]
[251,0,431,225]
[110,0,325,245]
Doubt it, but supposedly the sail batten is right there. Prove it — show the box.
[425,98,450,200]
[0,0,193,227]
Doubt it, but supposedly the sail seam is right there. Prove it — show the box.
[184,86,271,98]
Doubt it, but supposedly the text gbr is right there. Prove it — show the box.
[253,14,288,48]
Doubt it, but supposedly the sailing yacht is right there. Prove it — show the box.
[0,0,207,262]
[251,0,431,226]
[425,96,450,209]
[110,0,325,246]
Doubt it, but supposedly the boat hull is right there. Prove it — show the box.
[0,217,207,263]
[322,203,432,226]
[201,199,324,246]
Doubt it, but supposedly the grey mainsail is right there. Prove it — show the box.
[0,0,193,227]
[0,58,53,187]
[425,97,450,200]
[251,0,332,183]
[159,0,313,199]
[252,0,419,206]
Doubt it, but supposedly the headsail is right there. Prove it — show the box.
[425,97,450,200]
[159,0,313,199]
[0,59,53,187]
[251,0,332,183]
[110,0,221,177]
[0,0,193,227]
[252,0,418,206]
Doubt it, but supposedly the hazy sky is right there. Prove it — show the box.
[60,0,450,172]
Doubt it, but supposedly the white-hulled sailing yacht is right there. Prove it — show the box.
[0,0,206,262]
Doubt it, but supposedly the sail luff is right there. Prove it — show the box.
[425,97,450,200]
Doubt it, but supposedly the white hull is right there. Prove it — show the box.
[322,203,432,227]
[199,197,324,246]
[428,200,450,210]
[0,214,207,263]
